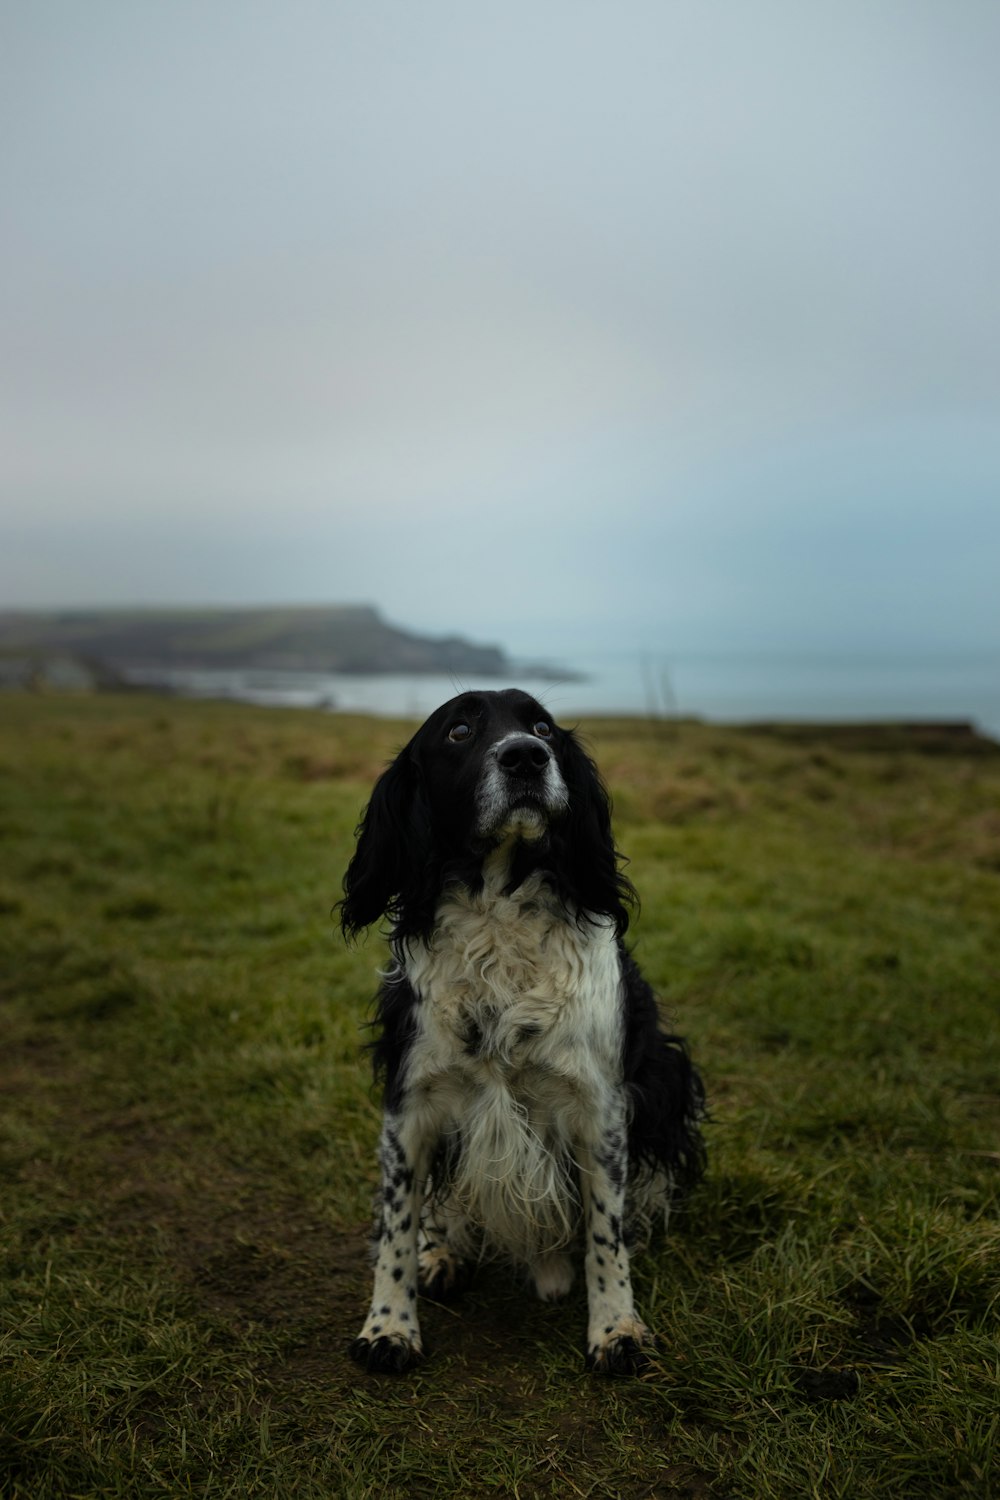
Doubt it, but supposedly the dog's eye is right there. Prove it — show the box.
[448,721,472,743]
[533,720,552,738]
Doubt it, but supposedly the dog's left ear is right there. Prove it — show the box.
[338,748,432,941]
[555,730,636,936]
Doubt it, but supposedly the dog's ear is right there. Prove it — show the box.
[338,748,432,941]
[554,729,636,936]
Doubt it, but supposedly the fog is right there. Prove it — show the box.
[3,2,999,663]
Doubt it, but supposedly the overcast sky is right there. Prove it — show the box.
[2,1,998,659]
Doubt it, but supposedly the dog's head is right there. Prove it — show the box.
[339,689,634,943]
[413,688,570,844]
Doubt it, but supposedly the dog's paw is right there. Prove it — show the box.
[349,1331,424,1374]
[418,1245,465,1303]
[585,1317,656,1378]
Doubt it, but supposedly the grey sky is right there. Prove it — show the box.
[2,1,998,657]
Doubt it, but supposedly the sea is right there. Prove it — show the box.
[122,648,1000,742]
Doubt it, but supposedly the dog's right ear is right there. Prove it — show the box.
[338,749,432,941]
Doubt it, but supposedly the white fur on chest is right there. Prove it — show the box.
[401,864,617,1135]
[404,869,621,1076]
[396,866,624,1260]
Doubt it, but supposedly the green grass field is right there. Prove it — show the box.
[1,692,997,1498]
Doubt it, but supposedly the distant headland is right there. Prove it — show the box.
[0,605,569,682]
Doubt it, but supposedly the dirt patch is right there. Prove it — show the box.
[95,1127,371,1384]
[2,1020,715,1497]
[1,1021,367,1387]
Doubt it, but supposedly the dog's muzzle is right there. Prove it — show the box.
[475,733,569,837]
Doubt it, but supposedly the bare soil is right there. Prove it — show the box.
[4,1019,712,1499]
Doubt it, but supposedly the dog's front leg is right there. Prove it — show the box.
[580,1116,654,1376]
[350,1114,427,1373]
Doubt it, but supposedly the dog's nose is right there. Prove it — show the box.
[496,735,552,776]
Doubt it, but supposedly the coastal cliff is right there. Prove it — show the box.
[0,605,512,678]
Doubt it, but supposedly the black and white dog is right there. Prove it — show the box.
[340,689,704,1376]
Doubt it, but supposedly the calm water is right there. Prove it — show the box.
[124,649,1000,740]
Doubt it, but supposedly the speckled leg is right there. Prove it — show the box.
[350,1115,427,1373]
[580,1117,654,1376]
[418,1195,467,1302]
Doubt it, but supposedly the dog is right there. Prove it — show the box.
[339,688,704,1375]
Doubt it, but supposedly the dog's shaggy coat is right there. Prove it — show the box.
[340,689,704,1375]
